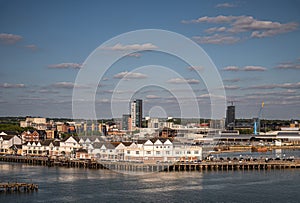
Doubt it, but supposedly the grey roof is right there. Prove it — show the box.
[92,142,104,149]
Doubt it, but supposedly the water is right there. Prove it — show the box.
[0,162,299,203]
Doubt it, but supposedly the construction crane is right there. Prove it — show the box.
[253,102,264,135]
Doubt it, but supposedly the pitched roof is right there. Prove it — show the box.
[41,139,55,146]
[92,142,104,149]
[61,135,80,142]
[0,135,14,140]
[121,142,133,146]
[76,148,88,153]
[78,136,106,142]
[102,143,116,150]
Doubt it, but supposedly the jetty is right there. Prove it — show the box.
[0,182,38,192]
[1,155,300,172]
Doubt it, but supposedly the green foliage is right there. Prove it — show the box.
[238,129,253,134]
[0,124,24,133]
[142,120,148,128]
[167,118,181,125]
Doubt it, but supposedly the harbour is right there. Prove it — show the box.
[0,161,299,203]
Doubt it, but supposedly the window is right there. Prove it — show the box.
[146,151,151,155]
[194,150,199,154]
[136,151,139,155]
[156,151,160,155]
[166,151,170,155]
[127,150,130,154]
[187,151,191,154]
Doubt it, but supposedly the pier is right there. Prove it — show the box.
[0,183,38,192]
[0,155,299,172]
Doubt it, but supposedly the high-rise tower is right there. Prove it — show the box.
[225,104,235,129]
[130,99,143,128]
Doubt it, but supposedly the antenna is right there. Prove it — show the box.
[228,100,234,106]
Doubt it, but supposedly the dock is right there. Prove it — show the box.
[0,155,300,172]
[0,183,38,192]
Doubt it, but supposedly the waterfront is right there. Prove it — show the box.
[0,161,300,203]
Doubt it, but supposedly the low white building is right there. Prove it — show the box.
[124,138,202,163]
[0,132,22,154]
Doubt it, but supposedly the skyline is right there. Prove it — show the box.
[1,0,300,119]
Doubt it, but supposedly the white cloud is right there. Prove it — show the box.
[113,71,147,79]
[39,89,59,94]
[103,89,133,94]
[24,44,38,50]
[0,33,22,44]
[48,63,82,69]
[96,99,110,103]
[183,15,298,39]
[274,62,300,70]
[102,43,157,51]
[146,95,161,99]
[243,66,267,71]
[233,16,298,37]
[193,34,240,44]
[215,3,237,8]
[167,78,200,84]
[187,66,205,71]
[246,89,296,97]
[222,65,267,71]
[198,93,225,99]
[205,27,227,33]
[224,85,240,90]
[0,83,25,88]
[51,82,75,89]
[222,66,240,71]
[246,82,300,90]
[223,78,241,83]
[182,15,237,24]
[126,53,142,58]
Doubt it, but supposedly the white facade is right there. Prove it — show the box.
[59,136,81,156]
[0,135,22,154]
[130,101,136,128]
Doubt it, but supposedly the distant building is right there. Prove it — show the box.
[20,117,47,130]
[130,99,143,128]
[147,118,159,128]
[122,114,132,131]
[21,130,40,143]
[210,119,225,130]
[226,105,235,129]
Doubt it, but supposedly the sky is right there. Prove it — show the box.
[0,0,300,120]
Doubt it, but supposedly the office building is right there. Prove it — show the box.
[130,99,143,128]
[226,105,235,129]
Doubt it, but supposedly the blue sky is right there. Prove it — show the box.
[0,0,300,119]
